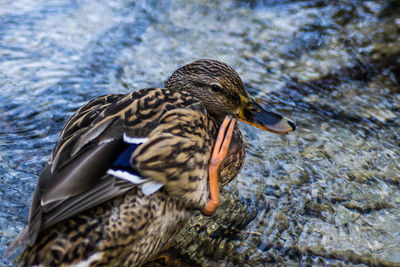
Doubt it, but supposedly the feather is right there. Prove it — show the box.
[141,181,164,196]
[123,133,148,144]
[106,169,147,184]
[107,135,164,195]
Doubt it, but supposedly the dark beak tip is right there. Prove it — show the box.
[288,120,296,131]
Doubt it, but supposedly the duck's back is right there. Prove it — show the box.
[17,88,222,266]
[20,187,191,266]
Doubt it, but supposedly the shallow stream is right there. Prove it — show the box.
[1,0,399,266]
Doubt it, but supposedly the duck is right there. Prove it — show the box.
[8,59,295,266]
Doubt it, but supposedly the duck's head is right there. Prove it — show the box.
[166,59,295,135]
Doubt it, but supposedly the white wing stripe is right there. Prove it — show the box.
[123,133,148,144]
[107,169,148,184]
[141,181,164,196]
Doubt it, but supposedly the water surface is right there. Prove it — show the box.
[0,0,399,266]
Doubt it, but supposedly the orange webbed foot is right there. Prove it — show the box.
[201,116,237,216]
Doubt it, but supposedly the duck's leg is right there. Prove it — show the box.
[201,116,237,216]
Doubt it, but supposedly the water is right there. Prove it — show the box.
[0,0,399,266]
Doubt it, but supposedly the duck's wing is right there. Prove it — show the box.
[22,88,212,247]
[131,102,217,208]
[26,93,134,246]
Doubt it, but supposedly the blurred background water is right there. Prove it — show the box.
[0,0,399,266]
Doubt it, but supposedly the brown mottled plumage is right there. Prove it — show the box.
[9,59,295,266]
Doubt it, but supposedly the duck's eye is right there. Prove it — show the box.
[211,84,222,92]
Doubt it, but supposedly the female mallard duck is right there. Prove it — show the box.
[9,59,295,266]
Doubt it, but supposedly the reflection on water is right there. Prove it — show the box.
[1,0,399,266]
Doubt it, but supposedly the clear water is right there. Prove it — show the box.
[0,0,399,266]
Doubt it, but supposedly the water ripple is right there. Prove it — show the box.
[1,0,399,266]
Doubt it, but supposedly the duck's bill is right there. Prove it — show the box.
[238,101,296,135]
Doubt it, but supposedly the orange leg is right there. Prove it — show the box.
[201,116,237,216]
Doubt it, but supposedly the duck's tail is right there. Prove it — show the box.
[4,227,28,258]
